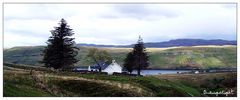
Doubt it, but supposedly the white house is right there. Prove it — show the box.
[103,60,122,75]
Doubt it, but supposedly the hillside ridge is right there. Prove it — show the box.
[3,45,237,69]
[77,39,237,48]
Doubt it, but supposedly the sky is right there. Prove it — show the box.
[4,3,237,48]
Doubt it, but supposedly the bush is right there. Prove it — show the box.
[113,72,140,77]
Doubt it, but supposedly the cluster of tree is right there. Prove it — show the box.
[42,18,149,75]
[86,48,112,72]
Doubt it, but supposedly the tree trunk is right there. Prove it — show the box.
[137,67,140,76]
[99,67,102,72]
[137,54,141,76]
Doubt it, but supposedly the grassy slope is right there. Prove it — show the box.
[3,64,237,97]
[3,65,144,97]
[149,46,237,68]
[3,66,51,97]
[3,46,45,66]
[3,45,237,69]
[153,73,237,97]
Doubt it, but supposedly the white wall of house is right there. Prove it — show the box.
[103,60,122,75]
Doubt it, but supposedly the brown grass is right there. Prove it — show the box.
[152,72,237,87]
[91,45,236,53]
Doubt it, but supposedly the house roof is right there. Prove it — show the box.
[90,62,109,70]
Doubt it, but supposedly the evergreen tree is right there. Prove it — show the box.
[123,51,135,74]
[124,35,149,75]
[42,19,79,69]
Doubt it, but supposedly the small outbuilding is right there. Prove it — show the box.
[195,71,199,74]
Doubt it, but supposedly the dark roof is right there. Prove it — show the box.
[90,62,109,70]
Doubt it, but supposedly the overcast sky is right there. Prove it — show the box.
[4,4,236,48]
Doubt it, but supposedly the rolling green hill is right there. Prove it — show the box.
[3,63,237,97]
[3,45,237,69]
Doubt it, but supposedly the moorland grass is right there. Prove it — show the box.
[3,64,237,97]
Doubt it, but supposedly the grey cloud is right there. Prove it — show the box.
[3,4,236,48]
[98,15,120,19]
[4,4,75,21]
[4,16,57,21]
[106,4,179,20]
[5,30,49,38]
[114,4,147,15]
[187,33,237,41]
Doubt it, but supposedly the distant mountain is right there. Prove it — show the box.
[143,39,237,48]
[77,39,237,48]
[76,43,128,48]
